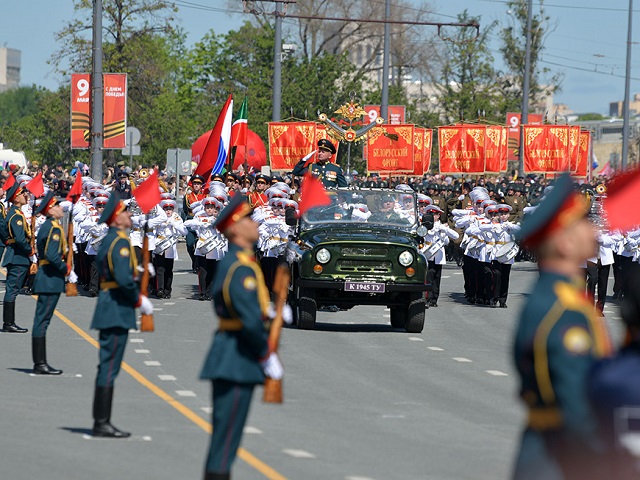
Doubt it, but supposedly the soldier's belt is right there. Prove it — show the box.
[38,259,50,266]
[100,281,119,290]
[527,407,563,430]
[6,239,15,244]
[218,318,243,331]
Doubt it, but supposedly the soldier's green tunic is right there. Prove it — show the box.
[200,243,269,474]
[91,227,139,386]
[32,218,68,337]
[0,202,8,262]
[512,271,611,480]
[292,159,348,187]
[3,204,31,302]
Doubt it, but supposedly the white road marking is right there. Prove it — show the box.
[453,357,472,363]
[441,275,451,278]
[486,370,509,376]
[164,302,175,305]
[382,313,390,317]
[408,337,424,341]
[135,349,150,354]
[158,374,176,381]
[83,434,152,441]
[30,373,82,378]
[345,476,375,480]
[244,426,263,434]
[427,346,444,351]
[201,407,213,414]
[282,449,316,459]
[453,272,463,275]
[144,361,161,366]
[174,272,188,275]
[176,390,196,397]
[382,414,406,419]
[130,338,144,343]
[154,308,163,311]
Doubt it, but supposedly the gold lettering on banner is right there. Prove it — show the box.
[373,148,408,157]
[271,146,310,156]
[382,159,400,168]
[529,149,565,159]
[444,150,480,159]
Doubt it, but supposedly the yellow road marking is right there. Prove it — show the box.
[1,268,287,480]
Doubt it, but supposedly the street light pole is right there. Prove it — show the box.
[517,0,533,178]
[91,0,104,181]
[272,0,283,121]
[622,0,633,170]
[381,0,391,121]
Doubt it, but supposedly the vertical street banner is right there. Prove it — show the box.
[423,129,433,174]
[268,122,316,171]
[366,125,415,173]
[71,73,91,149]
[103,73,127,148]
[506,112,543,161]
[522,125,570,173]
[485,125,507,173]
[363,105,406,125]
[411,127,425,176]
[574,131,591,178]
[438,125,485,174]
[70,73,127,149]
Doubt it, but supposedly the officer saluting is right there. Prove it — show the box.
[292,138,347,187]
[512,173,612,479]
[31,191,76,374]
[200,194,283,480]
[90,194,153,438]
[2,182,32,333]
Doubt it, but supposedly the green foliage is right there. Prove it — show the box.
[576,113,606,121]
[0,86,42,126]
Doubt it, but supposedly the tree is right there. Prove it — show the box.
[431,11,502,124]
[499,0,562,114]
[0,86,41,126]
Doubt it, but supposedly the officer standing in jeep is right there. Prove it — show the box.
[292,139,347,188]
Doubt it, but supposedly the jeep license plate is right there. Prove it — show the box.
[344,281,385,293]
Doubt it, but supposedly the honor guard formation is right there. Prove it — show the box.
[2,151,640,479]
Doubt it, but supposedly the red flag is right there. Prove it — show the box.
[66,170,83,202]
[297,172,331,217]
[2,173,15,191]
[132,170,162,214]
[603,166,640,231]
[193,94,233,180]
[26,172,45,197]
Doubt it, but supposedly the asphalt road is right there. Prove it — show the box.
[0,246,625,480]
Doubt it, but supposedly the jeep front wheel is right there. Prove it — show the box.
[298,296,317,330]
[404,298,425,333]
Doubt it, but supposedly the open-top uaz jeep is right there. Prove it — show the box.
[285,189,430,333]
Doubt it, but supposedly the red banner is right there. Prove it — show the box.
[71,73,91,149]
[568,125,581,173]
[485,125,508,173]
[412,128,425,176]
[574,131,591,178]
[506,112,543,161]
[268,122,315,171]
[438,125,485,174]
[366,125,414,173]
[364,105,406,125]
[103,73,127,149]
[423,129,433,174]
[523,125,571,173]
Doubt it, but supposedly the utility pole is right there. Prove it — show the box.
[517,0,534,178]
[381,0,391,121]
[272,0,283,121]
[622,0,633,170]
[91,0,104,181]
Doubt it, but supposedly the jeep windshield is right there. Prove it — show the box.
[301,189,418,229]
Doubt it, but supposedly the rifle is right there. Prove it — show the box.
[65,208,77,296]
[263,264,290,404]
[29,206,38,275]
[139,216,154,332]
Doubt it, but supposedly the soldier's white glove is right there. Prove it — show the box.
[260,352,283,380]
[72,243,78,253]
[267,303,293,325]
[139,295,153,315]
[29,255,38,263]
[136,263,156,277]
[458,194,465,201]
[66,271,78,284]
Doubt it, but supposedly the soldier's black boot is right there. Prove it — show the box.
[32,337,62,375]
[92,386,131,438]
[2,302,28,333]
[204,472,230,480]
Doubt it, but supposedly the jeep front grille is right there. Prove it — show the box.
[337,259,393,273]
[340,246,389,256]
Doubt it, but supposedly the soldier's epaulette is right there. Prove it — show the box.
[237,250,254,266]
[553,281,592,314]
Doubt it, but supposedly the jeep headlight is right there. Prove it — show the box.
[316,248,331,264]
[416,225,428,237]
[398,250,414,266]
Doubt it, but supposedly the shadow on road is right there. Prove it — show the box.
[60,427,94,436]
[301,322,402,333]
[7,367,35,374]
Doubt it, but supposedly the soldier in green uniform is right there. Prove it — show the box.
[512,173,612,480]
[0,187,8,263]
[31,191,75,374]
[201,194,283,480]
[90,194,153,438]
[2,182,32,333]
[292,138,347,187]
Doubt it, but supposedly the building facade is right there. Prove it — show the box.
[0,48,21,93]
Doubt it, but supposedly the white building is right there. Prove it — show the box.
[0,47,21,92]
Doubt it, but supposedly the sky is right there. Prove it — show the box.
[1,0,639,116]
